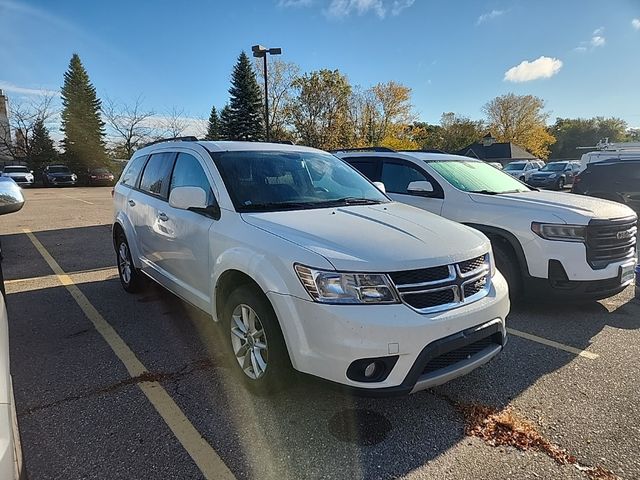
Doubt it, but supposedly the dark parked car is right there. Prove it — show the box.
[42,164,77,187]
[86,167,115,186]
[572,158,640,213]
[527,161,580,190]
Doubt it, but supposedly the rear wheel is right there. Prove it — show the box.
[223,284,290,394]
[492,239,522,301]
[115,231,143,293]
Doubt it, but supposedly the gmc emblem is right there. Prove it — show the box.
[616,230,632,240]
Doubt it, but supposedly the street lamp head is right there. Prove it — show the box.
[268,48,282,55]
[251,44,267,57]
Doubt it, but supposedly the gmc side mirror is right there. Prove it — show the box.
[0,178,25,216]
[407,180,434,195]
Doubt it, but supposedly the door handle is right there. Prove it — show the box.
[128,199,136,207]
[158,212,169,222]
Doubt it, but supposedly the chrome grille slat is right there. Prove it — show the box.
[391,255,491,313]
[586,217,638,268]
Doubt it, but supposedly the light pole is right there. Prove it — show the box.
[252,44,281,142]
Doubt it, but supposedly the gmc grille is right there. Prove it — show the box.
[586,217,637,269]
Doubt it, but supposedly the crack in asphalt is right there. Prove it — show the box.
[17,358,215,417]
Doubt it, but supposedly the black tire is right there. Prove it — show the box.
[223,284,291,394]
[492,240,522,301]
[556,178,565,190]
[115,230,144,293]
[519,176,525,182]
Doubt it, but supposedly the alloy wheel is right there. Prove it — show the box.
[230,304,268,380]
[118,242,132,285]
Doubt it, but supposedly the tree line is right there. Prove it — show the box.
[1,51,637,175]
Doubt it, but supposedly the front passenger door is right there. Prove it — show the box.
[380,160,444,215]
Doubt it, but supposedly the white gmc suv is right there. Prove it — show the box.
[337,149,637,301]
[113,139,510,395]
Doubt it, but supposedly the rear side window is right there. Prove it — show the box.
[121,155,147,187]
[170,153,215,205]
[348,160,378,181]
[139,152,176,198]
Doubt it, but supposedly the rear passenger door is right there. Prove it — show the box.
[380,159,445,215]
[162,152,217,309]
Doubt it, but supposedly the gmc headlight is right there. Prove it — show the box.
[295,265,399,304]
[531,222,585,242]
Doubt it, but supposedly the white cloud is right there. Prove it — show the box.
[277,0,313,7]
[573,46,588,53]
[590,35,605,47]
[391,0,414,16]
[592,26,604,36]
[476,9,504,25]
[326,0,386,18]
[632,18,640,30]
[504,56,563,83]
[0,81,59,96]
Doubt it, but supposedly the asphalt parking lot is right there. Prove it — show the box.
[1,187,639,480]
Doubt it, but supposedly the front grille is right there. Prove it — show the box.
[403,288,456,309]
[586,217,637,268]
[464,276,487,298]
[423,336,497,374]
[391,254,490,313]
[13,176,27,182]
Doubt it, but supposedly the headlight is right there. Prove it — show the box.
[531,222,585,242]
[71,174,77,180]
[295,265,399,304]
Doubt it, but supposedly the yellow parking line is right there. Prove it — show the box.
[507,328,599,360]
[23,228,235,480]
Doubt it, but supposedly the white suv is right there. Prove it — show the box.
[113,140,509,395]
[503,160,543,182]
[337,149,637,301]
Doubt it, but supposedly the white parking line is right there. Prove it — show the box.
[23,229,236,480]
[508,328,599,360]
[62,194,94,205]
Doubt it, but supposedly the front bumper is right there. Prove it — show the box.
[49,179,77,186]
[528,177,558,188]
[267,271,510,394]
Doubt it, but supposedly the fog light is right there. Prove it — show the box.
[364,362,377,378]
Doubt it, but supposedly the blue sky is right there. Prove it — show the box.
[1,0,639,135]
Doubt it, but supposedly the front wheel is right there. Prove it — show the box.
[556,178,565,190]
[519,176,526,182]
[116,231,143,293]
[224,285,291,394]
[493,241,522,301]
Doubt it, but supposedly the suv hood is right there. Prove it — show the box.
[3,171,31,177]
[469,190,636,223]
[241,202,489,272]
[47,172,72,177]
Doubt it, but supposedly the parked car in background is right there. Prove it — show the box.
[487,162,503,170]
[527,161,580,190]
[113,139,510,395]
[572,158,640,213]
[0,177,25,480]
[86,167,115,186]
[503,160,542,182]
[338,148,637,301]
[1,165,34,187]
[42,164,77,187]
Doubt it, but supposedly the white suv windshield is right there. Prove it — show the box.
[429,161,531,194]
[539,163,567,171]
[212,150,388,212]
[504,163,525,171]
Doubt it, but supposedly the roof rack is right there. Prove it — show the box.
[142,136,199,148]
[400,149,447,154]
[329,146,396,153]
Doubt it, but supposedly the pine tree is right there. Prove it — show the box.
[29,118,58,174]
[60,53,106,172]
[227,52,264,141]
[218,105,233,140]
[204,106,220,140]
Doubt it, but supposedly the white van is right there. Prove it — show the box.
[579,141,640,171]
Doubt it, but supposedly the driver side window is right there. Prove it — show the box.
[170,153,216,205]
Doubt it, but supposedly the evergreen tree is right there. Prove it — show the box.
[227,52,264,141]
[204,106,220,140]
[60,53,106,171]
[29,118,58,174]
[218,105,233,140]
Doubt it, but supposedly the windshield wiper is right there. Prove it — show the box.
[319,197,384,206]
[241,202,316,211]
[468,190,500,195]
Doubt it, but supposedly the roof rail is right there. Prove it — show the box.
[400,149,447,154]
[329,146,396,153]
[142,136,199,148]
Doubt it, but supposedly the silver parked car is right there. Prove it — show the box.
[0,177,25,480]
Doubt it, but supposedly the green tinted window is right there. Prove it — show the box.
[429,161,531,194]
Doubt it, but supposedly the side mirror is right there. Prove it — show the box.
[373,181,386,193]
[30,170,34,174]
[407,180,434,195]
[0,178,25,215]
[169,186,207,210]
